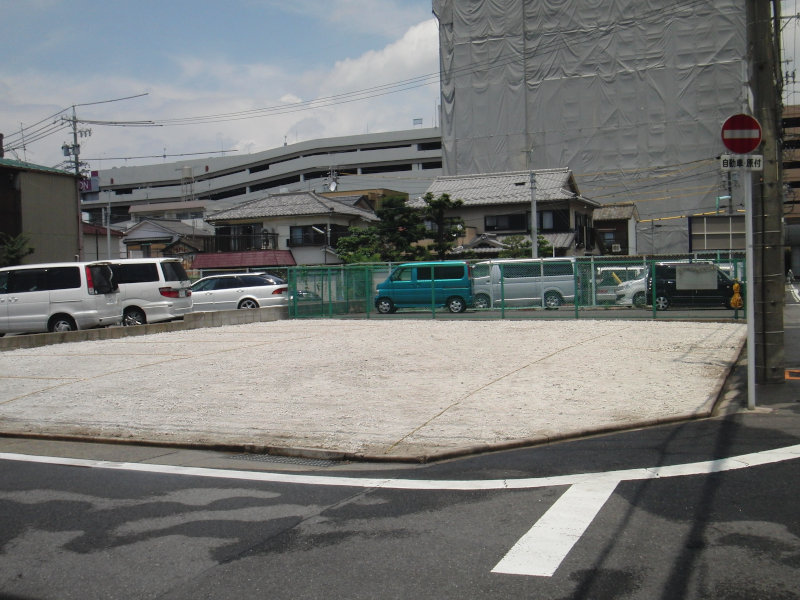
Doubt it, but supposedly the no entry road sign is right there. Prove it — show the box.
[721,113,762,154]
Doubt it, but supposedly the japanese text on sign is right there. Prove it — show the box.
[720,154,763,171]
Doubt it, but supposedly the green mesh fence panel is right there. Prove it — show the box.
[286,255,746,320]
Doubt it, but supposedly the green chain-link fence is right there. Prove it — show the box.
[287,254,746,320]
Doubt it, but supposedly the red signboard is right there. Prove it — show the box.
[721,113,762,154]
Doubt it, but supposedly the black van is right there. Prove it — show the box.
[645,263,737,310]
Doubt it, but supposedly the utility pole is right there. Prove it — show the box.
[748,0,785,384]
[61,106,91,261]
[530,170,538,258]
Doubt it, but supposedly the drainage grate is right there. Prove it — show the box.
[229,453,345,468]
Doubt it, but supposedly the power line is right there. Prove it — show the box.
[1,0,756,163]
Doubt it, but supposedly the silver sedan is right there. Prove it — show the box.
[190,273,288,312]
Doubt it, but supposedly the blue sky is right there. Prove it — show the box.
[5,1,800,173]
[1,0,438,169]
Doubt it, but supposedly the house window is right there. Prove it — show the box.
[540,211,554,231]
[288,225,327,246]
[485,213,527,232]
[424,217,462,233]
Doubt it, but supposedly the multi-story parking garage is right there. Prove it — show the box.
[80,128,442,226]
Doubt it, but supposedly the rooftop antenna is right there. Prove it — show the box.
[326,166,339,192]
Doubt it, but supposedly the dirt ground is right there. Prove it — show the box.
[0,319,747,459]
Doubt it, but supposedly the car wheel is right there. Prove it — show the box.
[123,307,147,326]
[654,296,670,310]
[48,314,77,333]
[473,293,491,309]
[632,292,646,308]
[544,291,562,308]
[376,297,395,314]
[238,298,259,309]
[447,296,467,313]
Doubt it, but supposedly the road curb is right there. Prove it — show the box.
[0,305,289,351]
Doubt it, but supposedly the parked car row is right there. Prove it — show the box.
[373,258,579,314]
[0,259,288,336]
[1,257,744,335]
[372,259,743,314]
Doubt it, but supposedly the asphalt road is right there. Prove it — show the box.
[0,288,797,599]
[1,403,799,600]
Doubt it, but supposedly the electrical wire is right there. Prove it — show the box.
[0,0,767,169]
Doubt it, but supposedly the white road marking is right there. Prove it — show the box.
[2,444,799,578]
[491,479,619,577]
[1,444,799,490]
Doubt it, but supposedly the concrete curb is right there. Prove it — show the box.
[0,306,289,351]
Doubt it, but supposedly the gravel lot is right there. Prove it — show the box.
[0,319,747,460]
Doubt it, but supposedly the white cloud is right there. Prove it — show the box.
[1,15,439,170]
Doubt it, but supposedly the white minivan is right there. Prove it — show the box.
[472,258,577,308]
[0,261,121,335]
[110,258,193,326]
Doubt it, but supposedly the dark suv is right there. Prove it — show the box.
[645,263,737,310]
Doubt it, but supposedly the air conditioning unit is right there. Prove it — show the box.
[611,244,622,253]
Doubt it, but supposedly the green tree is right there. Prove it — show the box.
[497,234,532,258]
[374,195,427,261]
[497,234,553,258]
[335,226,383,263]
[421,192,465,259]
[0,232,34,267]
[537,234,554,257]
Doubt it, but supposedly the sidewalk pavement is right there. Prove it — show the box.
[0,302,797,463]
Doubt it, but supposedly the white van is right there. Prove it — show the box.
[472,258,577,308]
[110,258,192,326]
[0,261,121,335]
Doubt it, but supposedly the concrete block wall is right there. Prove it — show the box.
[0,306,289,352]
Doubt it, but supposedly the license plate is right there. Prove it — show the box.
[179,290,187,297]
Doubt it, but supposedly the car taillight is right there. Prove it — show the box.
[273,287,287,295]
[159,287,180,298]
[85,266,95,294]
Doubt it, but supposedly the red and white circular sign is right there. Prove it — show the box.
[721,113,762,154]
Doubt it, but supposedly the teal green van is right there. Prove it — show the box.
[374,261,473,313]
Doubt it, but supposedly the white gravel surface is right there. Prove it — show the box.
[0,319,747,460]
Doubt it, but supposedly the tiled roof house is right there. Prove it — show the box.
[412,169,600,256]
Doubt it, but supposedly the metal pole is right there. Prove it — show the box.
[106,191,112,259]
[744,169,756,409]
[71,106,84,260]
[530,171,538,258]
